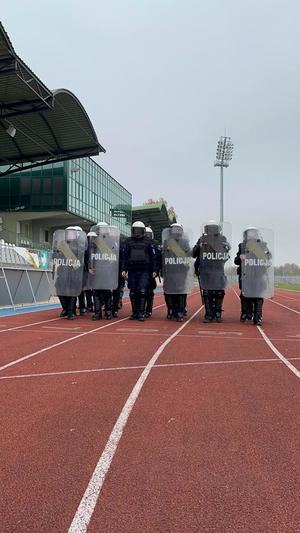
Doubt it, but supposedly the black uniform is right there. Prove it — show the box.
[122,236,157,321]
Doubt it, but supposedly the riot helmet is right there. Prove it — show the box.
[145,226,154,240]
[132,221,146,239]
[170,223,183,240]
[204,220,221,236]
[65,226,78,242]
[87,231,97,238]
[243,227,259,241]
[96,221,109,236]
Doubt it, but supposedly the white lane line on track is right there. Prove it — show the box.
[232,286,300,316]
[276,288,300,294]
[197,330,243,336]
[0,296,133,335]
[2,356,300,381]
[43,326,81,331]
[267,298,300,316]
[275,295,300,301]
[67,305,203,533]
[0,291,201,372]
[232,287,300,378]
[0,302,167,373]
[116,327,159,332]
[0,316,62,334]
[257,327,300,379]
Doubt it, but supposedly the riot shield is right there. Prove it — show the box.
[52,229,87,296]
[88,225,120,290]
[162,227,194,294]
[198,221,231,290]
[241,228,274,298]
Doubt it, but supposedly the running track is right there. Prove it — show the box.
[0,288,299,532]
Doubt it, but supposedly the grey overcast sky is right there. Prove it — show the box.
[2,0,300,264]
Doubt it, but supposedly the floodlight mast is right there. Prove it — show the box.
[214,136,234,224]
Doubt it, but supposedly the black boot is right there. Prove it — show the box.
[67,296,76,320]
[104,290,113,319]
[183,294,187,316]
[164,294,174,319]
[240,294,248,322]
[214,291,224,323]
[203,292,214,322]
[215,291,225,323]
[176,294,185,322]
[58,296,68,317]
[129,290,138,320]
[118,288,124,309]
[78,291,86,315]
[253,298,263,326]
[145,290,154,318]
[112,289,120,317]
[85,290,94,312]
[247,299,254,321]
[92,292,102,320]
[138,290,146,321]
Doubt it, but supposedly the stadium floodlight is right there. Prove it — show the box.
[214,135,234,224]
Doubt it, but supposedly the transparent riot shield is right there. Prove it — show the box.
[88,225,120,290]
[241,228,274,298]
[198,221,232,290]
[162,227,194,294]
[52,228,87,296]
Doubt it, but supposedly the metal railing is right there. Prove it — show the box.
[0,227,51,251]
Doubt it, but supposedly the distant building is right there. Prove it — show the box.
[132,202,174,243]
[0,157,132,248]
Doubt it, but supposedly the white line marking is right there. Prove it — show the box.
[275,295,300,301]
[0,303,166,373]
[232,287,300,377]
[3,356,300,381]
[43,326,80,331]
[197,330,243,336]
[116,328,159,332]
[67,305,203,533]
[276,288,300,293]
[257,326,300,378]
[0,316,62,334]
[267,298,300,316]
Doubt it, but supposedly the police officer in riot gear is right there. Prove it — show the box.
[235,227,272,326]
[193,221,230,323]
[85,231,97,312]
[162,223,192,322]
[71,226,87,316]
[122,221,157,321]
[112,236,126,318]
[145,226,161,318]
[89,222,119,321]
[52,226,86,320]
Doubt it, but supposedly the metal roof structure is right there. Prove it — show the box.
[132,202,173,243]
[0,21,105,176]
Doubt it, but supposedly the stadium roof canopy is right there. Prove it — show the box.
[132,202,174,243]
[0,21,105,176]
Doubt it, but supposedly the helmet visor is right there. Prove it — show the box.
[132,226,145,238]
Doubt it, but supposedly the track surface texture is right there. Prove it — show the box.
[0,288,299,532]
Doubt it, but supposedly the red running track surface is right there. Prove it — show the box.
[0,289,299,532]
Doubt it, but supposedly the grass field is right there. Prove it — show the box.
[275,283,300,291]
